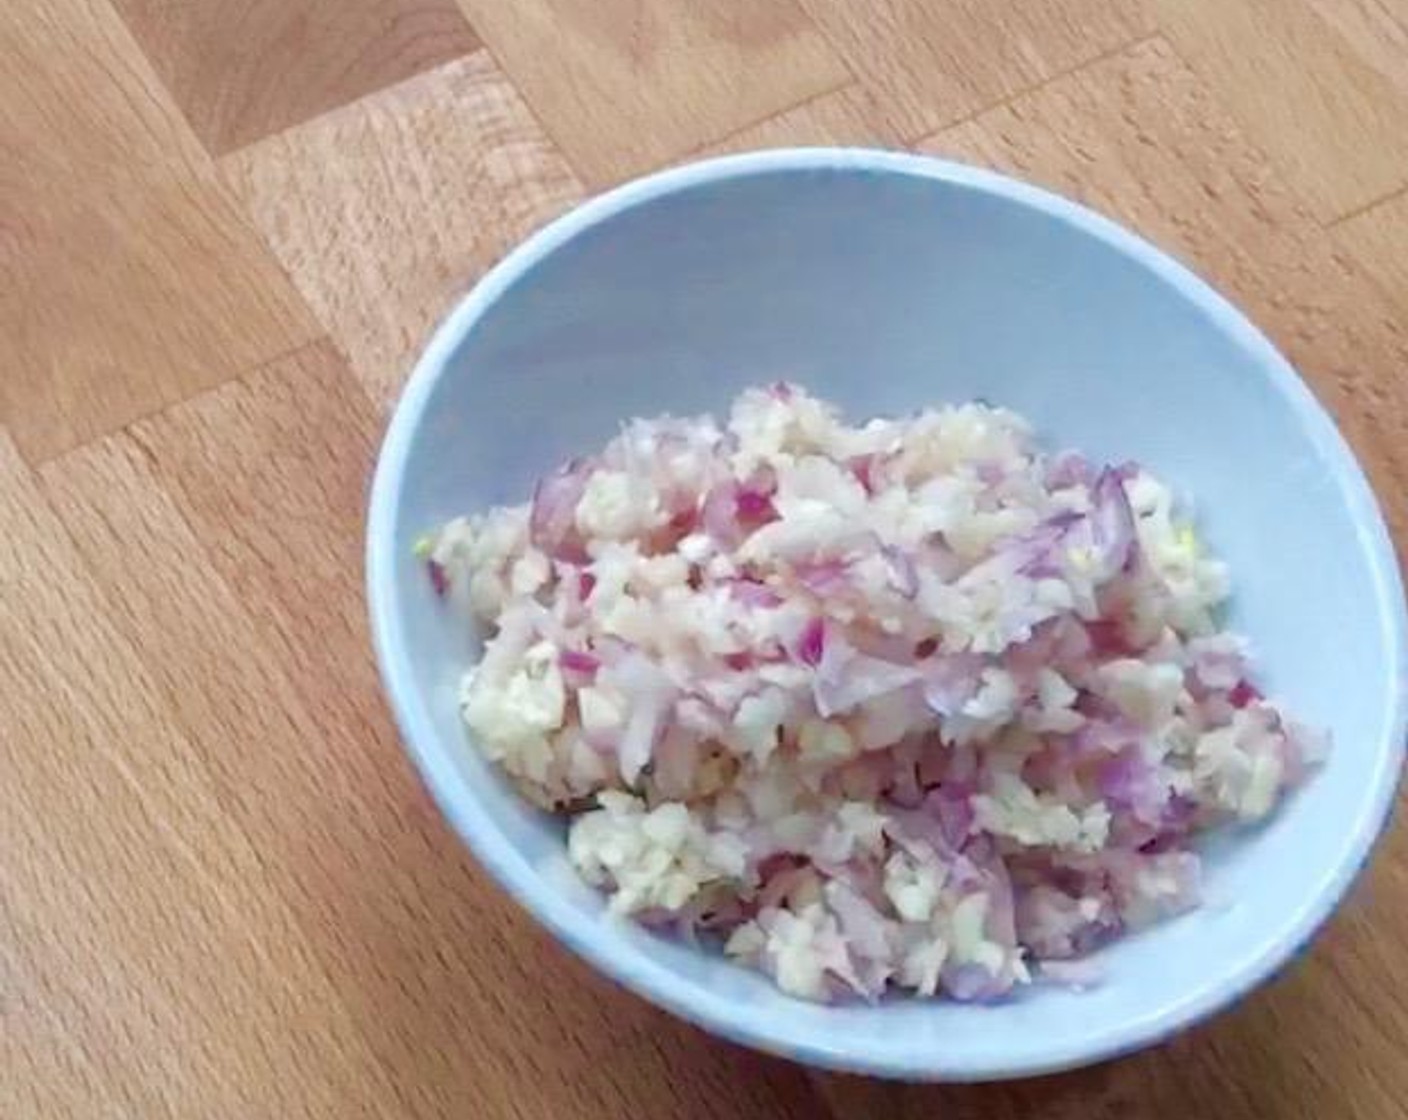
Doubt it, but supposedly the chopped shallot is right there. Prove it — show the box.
[430,384,1327,1004]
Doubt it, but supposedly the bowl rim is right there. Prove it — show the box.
[366,146,1407,1081]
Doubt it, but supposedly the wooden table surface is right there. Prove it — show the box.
[5,2,1408,1117]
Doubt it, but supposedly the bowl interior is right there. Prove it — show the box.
[370,153,1404,1078]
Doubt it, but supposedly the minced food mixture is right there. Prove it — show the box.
[424,384,1325,1002]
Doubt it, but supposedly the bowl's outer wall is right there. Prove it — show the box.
[369,153,1406,1079]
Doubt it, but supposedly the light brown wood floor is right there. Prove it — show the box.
[5,2,1408,1117]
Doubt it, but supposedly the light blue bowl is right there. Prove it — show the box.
[367,149,1406,1080]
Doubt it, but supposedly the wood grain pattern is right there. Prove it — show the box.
[7,0,1408,1115]
[1304,0,1408,96]
[0,0,206,177]
[698,83,903,156]
[112,0,480,153]
[1153,0,1408,220]
[1335,189,1408,318]
[1,168,321,464]
[2,432,401,1118]
[796,0,1151,142]
[34,340,830,1120]
[0,944,124,1120]
[452,0,850,183]
[922,37,1408,538]
[221,52,583,408]
[0,1,320,464]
